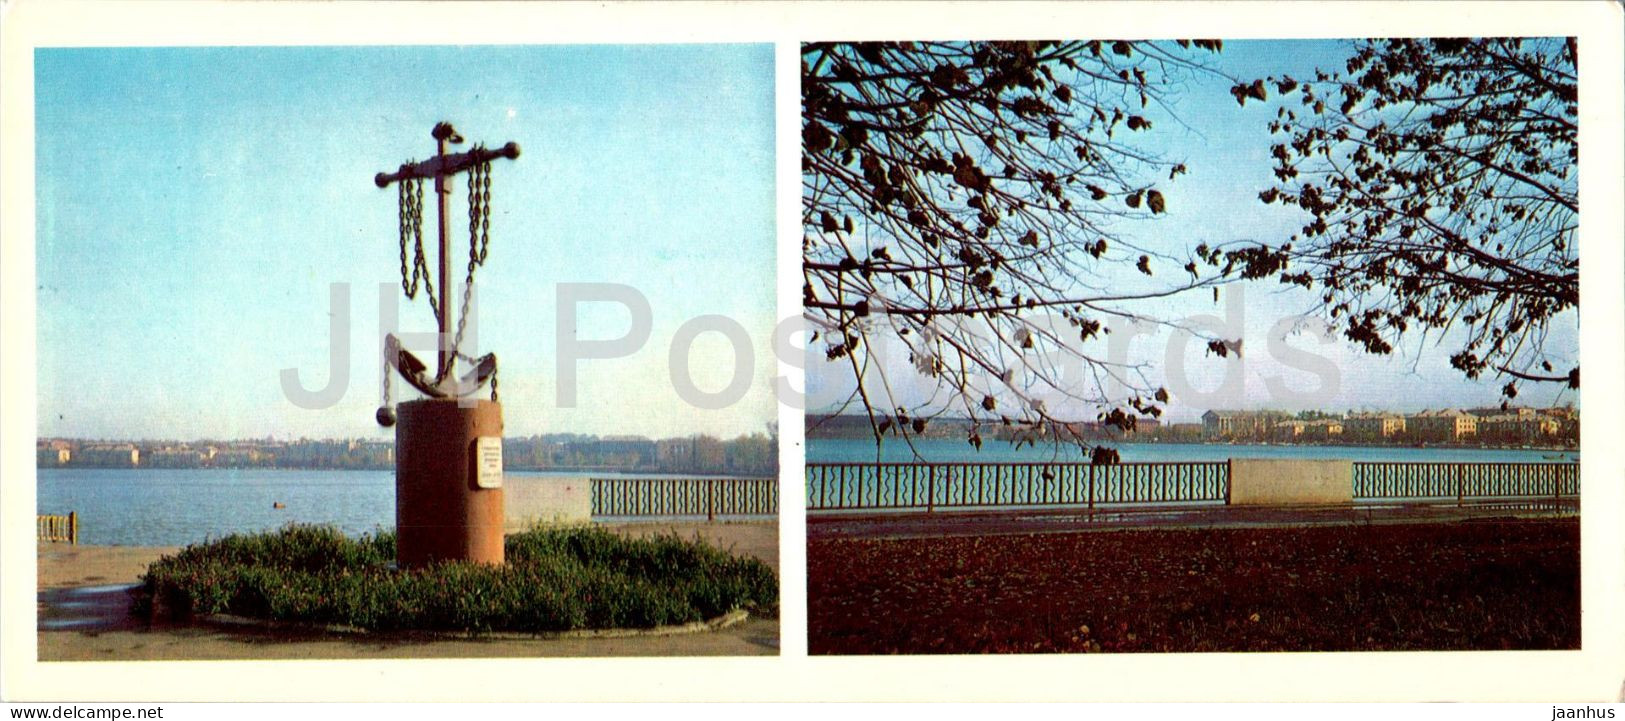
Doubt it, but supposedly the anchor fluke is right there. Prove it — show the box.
[385,334,448,399]
[384,334,496,400]
[460,353,497,390]
[389,334,429,377]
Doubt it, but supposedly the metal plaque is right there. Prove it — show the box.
[475,436,503,489]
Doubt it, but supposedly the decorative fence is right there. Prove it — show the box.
[38,511,78,544]
[590,478,777,519]
[806,462,1228,511]
[807,460,1580,513]
[1353,462,1578,502]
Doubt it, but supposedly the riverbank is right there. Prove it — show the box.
[37,520,778,661]
[808,517,1577,654]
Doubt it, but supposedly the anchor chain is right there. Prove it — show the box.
[377,347,396,427]
[396,176,439,326]
[441,156,494,379]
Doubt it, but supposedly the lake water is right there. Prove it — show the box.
[807,438,1571,464]
[35,468,722,547]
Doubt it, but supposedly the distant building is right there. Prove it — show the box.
[1202,410,1291,439]
[1406,409,1478,440]
[211,447,267,467]
[1164,422,1206,438]
[1478,413,1559,442]
[276,440,353,466]
[1304,419,1343,438]
[1345,413,1406,437]
[146,446,207,468]
[1540,406,1580,441]
[77,445,140,467]
[1272,420,1305,439]
[1272,419,1343,440]
[355,440,395,465]
[36,447,70,466]
[1466,406,1537,419]
[1540,405,1578,421]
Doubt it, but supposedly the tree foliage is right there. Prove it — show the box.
[801,41,1223,451]
[1222,37,1578,399]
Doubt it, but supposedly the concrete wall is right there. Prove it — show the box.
[1227,458,1353,506]
[504,476,592,531]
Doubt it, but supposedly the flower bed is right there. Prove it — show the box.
[135,524,777,634]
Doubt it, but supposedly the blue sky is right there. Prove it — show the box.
[803,39,1580,423]
[36,44,777,442]
[33,40,1583,441]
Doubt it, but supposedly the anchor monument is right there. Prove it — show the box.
[373,122,520,567]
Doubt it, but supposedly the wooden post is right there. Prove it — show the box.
[1455,465,1463,508]
[68,511,78,545]
[707,479,716,522]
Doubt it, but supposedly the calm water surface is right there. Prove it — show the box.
[36,468,706,546]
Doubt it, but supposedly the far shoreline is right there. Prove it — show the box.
[807,436,1579,453]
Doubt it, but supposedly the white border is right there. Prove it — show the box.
[3,0,1622,703]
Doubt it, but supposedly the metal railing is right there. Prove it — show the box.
[590,478,777,519]
[806,462,1228,511]
[1353,461,1578,502]
[38,511,78,544]
[808,460,1581,513]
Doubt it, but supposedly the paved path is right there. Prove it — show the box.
[809,500,1577,541]
[37,520,779,661]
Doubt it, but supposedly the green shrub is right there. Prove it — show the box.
[134,524,777,634]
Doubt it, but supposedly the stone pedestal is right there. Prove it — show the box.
[395,398,505,566]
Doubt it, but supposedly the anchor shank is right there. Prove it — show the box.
[436,132,453,379]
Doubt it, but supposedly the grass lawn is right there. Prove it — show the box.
[808,518,1577,654]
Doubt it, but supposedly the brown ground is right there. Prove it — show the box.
[808,517,1578,655]
[38,543,177,590]
[37,520,778,661]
